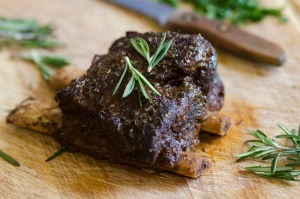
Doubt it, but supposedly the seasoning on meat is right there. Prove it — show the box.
[54,32,225,178]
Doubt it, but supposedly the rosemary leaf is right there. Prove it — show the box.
[39,55,70,68]
[248,146,258,152]
[287,157,300,161]
[150,35,175,70]
[0,149,20,167]
[271,152,281,174]
[17,40,64,48]
[290,171,300,176]
[130,37,150,61]
[113,62,128,95]
[30,51,53,81]
[137,86,143,107]
[291,129,300,160]
[262,152,294,160]
[285,161,300,167]
[45,146,67,162]
[245,166,292,173]
[0,18,37,32]
[130,66,161,96]
[122,74,136,98]
[236,149,260,161]
[278,123,292,135]
[32,25,53,37]
[258,173,299,181]
[148,32,167,70]
[136,76,151,101]
[248,130,267,139]
[253,149,276,158]
[21,53,70,68]
[125,56,160,97]
[245,139,263,143]
[20,51,69,81]
[256,130,268,137]
[131,32,175,72]
[276,134,300,139]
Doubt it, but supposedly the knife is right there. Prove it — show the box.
[110,0,286,66]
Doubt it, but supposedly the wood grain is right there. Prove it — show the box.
[0,0,300,198]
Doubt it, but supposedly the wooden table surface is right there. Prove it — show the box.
[0,0,300,198]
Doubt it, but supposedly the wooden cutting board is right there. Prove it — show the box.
[1,0,300,198]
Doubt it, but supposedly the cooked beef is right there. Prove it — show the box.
[55,32,224,178]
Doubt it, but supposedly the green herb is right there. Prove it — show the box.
[113,32,175,105]
[45,146,67,162]
[113,56,161,106]
[0,17,64,48]
[244,166,300,181]
[0,149,20,167]
[21,53,70,68]
[130,32,175,72]
[236,124,300,181]
[20,51,70,81]
[156,0,179,7]
[15,40,64,48]
[157,0,286,26]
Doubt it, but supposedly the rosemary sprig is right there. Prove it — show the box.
[45,146,67,162]
[21,53,70,68]
[0,17,63,48]
[113,33,172,105]
[113,56,161,106]
[236,124,300,181]
[16,40,64,48]
[0,149,20,167]
[130,32,175,72]
[20,51,70,81]
[245,166,300,181]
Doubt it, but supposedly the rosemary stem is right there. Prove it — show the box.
[236,124,300,181]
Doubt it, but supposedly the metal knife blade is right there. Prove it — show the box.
[110,0,286,65]
[110,0,174,25]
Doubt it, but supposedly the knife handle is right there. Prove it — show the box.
[164,11,286,66]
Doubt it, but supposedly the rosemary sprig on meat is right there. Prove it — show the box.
[0,149,20,167]
[20,51,70,81]
[113,56,161,106]
[236,124,300,181]
[113,32,175,105]
[130,32,175,72]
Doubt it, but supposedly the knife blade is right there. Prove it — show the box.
[110,0,286,66]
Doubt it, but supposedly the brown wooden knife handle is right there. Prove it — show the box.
[164,11,286,66]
